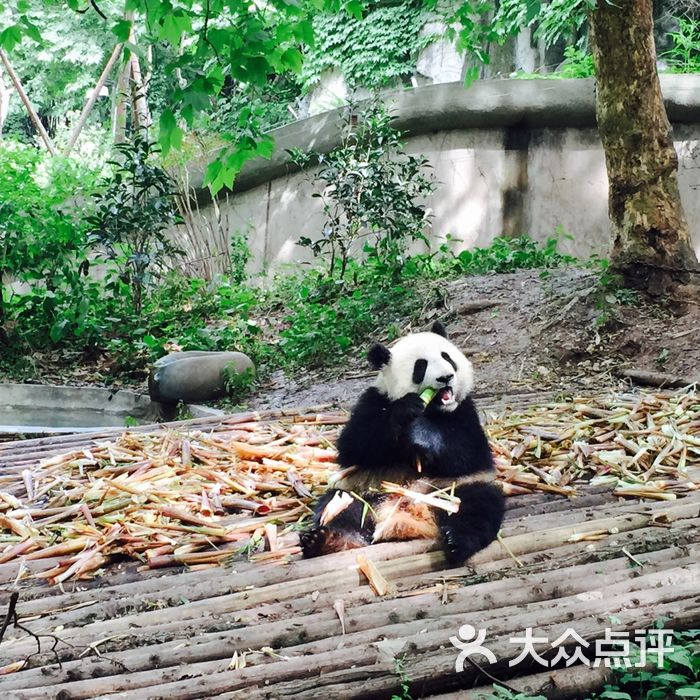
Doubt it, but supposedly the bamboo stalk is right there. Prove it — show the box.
[0,49,57,155]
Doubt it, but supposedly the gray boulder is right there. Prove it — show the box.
[149,351,255,404]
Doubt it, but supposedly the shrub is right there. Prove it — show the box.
[661,17,700,73]
[435,233,577,276]
[289,101,436,279]
[0,140,99,346]
[87,136,183,316]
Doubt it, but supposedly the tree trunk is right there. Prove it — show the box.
[588,0,699,294]
[128,21,151,133]
[111,60,130,144]
[0,49,57,156]
[66,43,123,154]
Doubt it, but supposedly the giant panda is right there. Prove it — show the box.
[299,321,504,564]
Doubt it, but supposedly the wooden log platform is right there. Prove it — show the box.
[0,400,698,699]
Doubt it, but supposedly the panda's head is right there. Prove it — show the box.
[368,322,474,412]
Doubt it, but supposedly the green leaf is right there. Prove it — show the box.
[256,137,275,160]
[19,15,42,43]
[50,318,70,344]
[667,648,695,672]
[524,0,542,23]
[245,56,271,84]
[112,19,132,42]
[463,66,480,86]
[345,0,364,19]
[296,19,315,46]
[159,11,192,46]
[206,64,225,94]
[651,673,689,683]
[159,110,183,155]
[77,297,90,317]
[0,25,24,52]
[176,104,192,127]
[676,690,700,698]
[203,158,225,195]
[281,47,303,72]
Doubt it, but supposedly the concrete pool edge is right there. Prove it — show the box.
[0,383,167,434]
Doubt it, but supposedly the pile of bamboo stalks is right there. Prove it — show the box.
[0,412,342,583]
[0,389,697,584]
[489,388,700,499]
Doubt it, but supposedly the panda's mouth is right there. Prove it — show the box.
[437,387,454,405]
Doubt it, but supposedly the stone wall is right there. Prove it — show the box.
[172,76,700,275]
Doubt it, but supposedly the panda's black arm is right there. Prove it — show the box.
[336,388,418,469]
[411,397,494,477]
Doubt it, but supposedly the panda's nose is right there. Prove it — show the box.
[437,373,454,385]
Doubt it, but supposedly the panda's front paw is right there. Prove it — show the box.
[440,525,477,566]
[391,393,425,428]
[299,526,329,558]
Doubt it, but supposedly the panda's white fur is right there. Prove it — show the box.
[374,332,474,411]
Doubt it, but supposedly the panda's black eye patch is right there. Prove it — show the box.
[441,352,457,371]
[412,359,428,384]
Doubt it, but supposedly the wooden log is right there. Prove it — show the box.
[15,590,698,699]
[504,488,616,519]
[5,557,697,683]
[619,368,698,388]
[9,536,699,670]
[500,490,697,538]
[213,601,700,700]
[3,548,696,690]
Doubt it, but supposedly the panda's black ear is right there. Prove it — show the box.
[431,321,448,338]
[368,343,391,369]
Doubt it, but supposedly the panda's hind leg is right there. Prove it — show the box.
[299,490,375,558]
[437,482,505,565]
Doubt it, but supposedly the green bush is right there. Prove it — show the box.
[557,44,595,78]
[301,2,433,90]
[662,18,700,73]
[0,136,584,390]
[0,140,100,346]
[289,101,436,279]
[275,263,414,367]
[87,137,183,316]
[434,233,577,276]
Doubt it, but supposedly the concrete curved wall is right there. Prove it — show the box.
[175,76,700,273]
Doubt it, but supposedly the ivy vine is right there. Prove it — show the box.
[301,1,436,90]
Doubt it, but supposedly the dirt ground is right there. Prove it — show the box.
[5,267,698,411]
[248,267,700,411]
